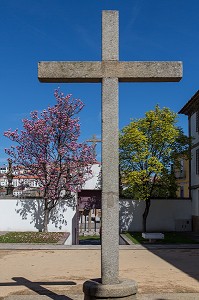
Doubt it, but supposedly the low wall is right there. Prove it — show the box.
[0,198,192,244]
[119,199,192,232]
[0,198,77,245]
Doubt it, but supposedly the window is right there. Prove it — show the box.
[180,186,184,198]
[196,111,199,132]
[196,149,199,175]
[180,159,184,177]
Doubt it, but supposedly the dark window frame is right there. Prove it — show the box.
[180,186,184,198]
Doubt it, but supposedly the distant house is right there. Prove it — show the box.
[179,90,199,232]
[13,187,23,197]
[0,166,8,174]
[13,175,40,189]
[0,174,6,187]
[0,173,41,197]
[0,188,6,196]
[174,157,190,198]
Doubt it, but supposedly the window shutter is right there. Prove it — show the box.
[196,149,199,175]
[196,111,199,132]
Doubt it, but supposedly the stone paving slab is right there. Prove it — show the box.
[0,243,199,250]
[3,293,199,300]
[138,294,199,299]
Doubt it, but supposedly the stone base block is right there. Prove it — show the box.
[83,278,137,300]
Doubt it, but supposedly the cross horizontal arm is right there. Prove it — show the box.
[38,62,102,83]
[86,139,101,142]
[38,61,182,83]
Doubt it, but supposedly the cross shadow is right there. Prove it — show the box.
[0,277,77,300]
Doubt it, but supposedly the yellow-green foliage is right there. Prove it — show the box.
[119,105,189,200]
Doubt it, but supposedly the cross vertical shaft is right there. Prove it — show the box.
[101,11,119,285]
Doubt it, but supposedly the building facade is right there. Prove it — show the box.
[0,166,8,174]
[179,90,199,231]
[174,157,190,198]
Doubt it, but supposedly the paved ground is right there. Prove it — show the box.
[3,293,199,300]
[0,244,199,299]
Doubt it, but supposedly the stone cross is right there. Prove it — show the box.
[6,158,14,196]
[86,134,101,158]
[38,9,182,293]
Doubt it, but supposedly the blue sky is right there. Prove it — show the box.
[0,0,199,164]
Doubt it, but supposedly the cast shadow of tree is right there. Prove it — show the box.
[15,197,76,231]
[119,199,141,232]
[119,200,199,285]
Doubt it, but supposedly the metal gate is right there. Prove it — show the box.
[77,190,101,239]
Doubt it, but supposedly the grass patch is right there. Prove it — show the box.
[79,235,100,241]
[125,232,142,244]
[125,232,199,244]
[0,232,67,244]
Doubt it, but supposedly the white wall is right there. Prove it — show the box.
[82,164,101,189]
[0,198,193,243]
[119,199,192,232]
[0,198,77,245]
[191,189,199,216]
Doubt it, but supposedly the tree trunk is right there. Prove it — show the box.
[142,198,151,233]
[43,206,50,232]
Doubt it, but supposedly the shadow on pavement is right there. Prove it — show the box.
[79,238,100,245]
[78,235,127,245]
[0,277,77,300]
[148,248,199,283]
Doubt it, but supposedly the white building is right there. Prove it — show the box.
[0,173,40,196]
[0,166,8,174]
[81,163,101,190]
[179,90,199,232]
[0,174,7,187]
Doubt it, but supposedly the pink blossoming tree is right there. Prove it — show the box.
[4,89,96,232]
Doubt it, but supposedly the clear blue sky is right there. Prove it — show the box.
[0,0,198,164]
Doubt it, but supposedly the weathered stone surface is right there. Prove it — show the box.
[38,61,182,83]
[38,62,102,83]
[83,278,137,299]
[102,10,118,61]
[101,77,119,285]
[100,10,120,285]
[142,233,164,239]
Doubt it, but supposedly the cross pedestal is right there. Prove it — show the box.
[38,10,182,300]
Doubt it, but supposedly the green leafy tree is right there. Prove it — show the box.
[119,105,190,232]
